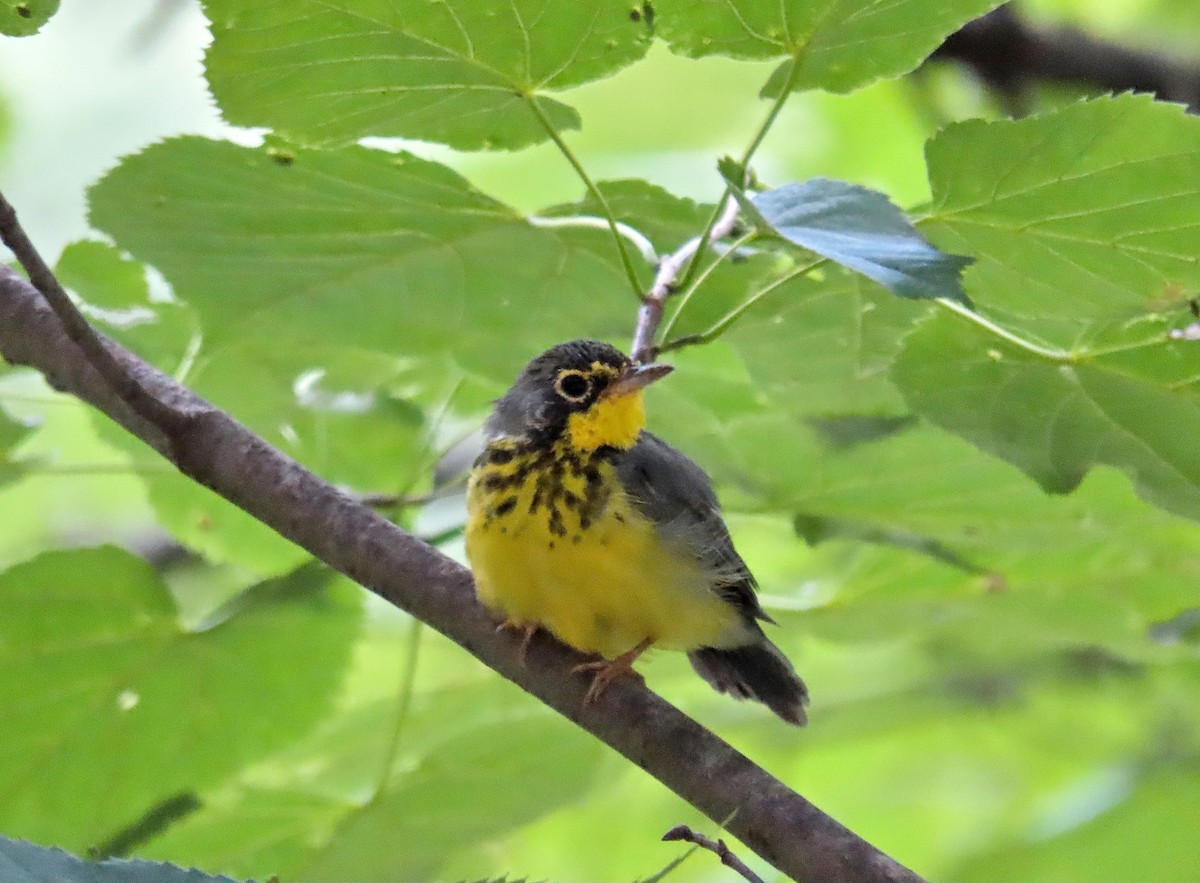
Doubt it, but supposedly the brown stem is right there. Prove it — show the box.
[663,824,766,883]
[630,195,741,364]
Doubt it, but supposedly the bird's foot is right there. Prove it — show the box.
[495,619,541,666]
[573,638,653,704]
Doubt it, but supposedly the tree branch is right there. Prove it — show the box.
[630,195,741,364]
[0,223,921,883]
[0,193,188,442]
[934,4,1200,112]
[663,824,766,883]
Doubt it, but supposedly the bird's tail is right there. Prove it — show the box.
[688,637,809,726]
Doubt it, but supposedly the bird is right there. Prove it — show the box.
[464,339,809,725]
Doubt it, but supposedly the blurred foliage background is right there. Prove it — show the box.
[1,1,1199,881]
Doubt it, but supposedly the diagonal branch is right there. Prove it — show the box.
[663,824,766,883]
[0,219,922,883]
[934,4,1200,113]
[0,194,187,443]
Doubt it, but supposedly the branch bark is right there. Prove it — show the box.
[663,824,767,883]
[934,4,1200,113]
[0,247,921,883]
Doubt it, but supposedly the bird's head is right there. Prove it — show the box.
[487,339,673,451]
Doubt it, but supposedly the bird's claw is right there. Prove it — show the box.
[495,619,540,666]
[572,638,653,704]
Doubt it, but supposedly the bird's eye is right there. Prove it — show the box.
[555,371,591,402]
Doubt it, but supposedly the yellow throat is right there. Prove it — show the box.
[566,389,645,452]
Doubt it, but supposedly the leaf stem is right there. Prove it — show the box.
[526,97,643,298]
[1075,334,1172,359]
[631,195,742,362]
[934,298,1071,360]
[659,231,757,343]
[660,257,827,354]
[0,391,80,406]
[675,190,735,310]
[373,618,424,799]
[0,191,187,439]
[360,484,463,510]
[528,214,659,264]
[19,462,173,476]
[739,60,803,169]
[677,53,803,294]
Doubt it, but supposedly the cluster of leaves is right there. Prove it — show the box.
[2,1,1199,881]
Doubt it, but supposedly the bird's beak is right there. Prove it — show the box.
[602,362,674,399]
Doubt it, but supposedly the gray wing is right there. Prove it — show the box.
[616,432,772,625]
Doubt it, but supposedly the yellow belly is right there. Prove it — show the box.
[466,462,745,660]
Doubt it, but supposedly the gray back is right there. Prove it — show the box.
[617,432,770,625]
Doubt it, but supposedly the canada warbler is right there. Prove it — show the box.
[465,339,808,724]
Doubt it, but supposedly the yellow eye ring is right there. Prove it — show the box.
[554,370,591,402]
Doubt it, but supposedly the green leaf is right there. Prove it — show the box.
[86,407,312,576]
[805,414,918,451]
[542,178,710,253]
[0,407,34,450]
[106,345,429,573]
[151,471,313,575]
[145,688,606,882]
[91,139,602,571]
[87,137,632,379]
[922,94,1200,345]
[721,269,926,418]
[0,408,35,489]
[902,95,1200,525]
[720,413,1200,624]
[299,714,604,881]
[950,767,1200,882]
[736,178,972,301]
[57,240,150,310]
[0,0,58,36]
[0,549,362,850]
[892,312,1200,523]
[793,511,985,574]
[189,344,428,493]
[0,835,251,883]
[656,0,1003,94]
[539,179,778,337]
[202,0,651,149]
[56,240,196,374]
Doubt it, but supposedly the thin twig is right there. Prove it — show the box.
[662,825,766,883]
[90,792,202,860]
[19,462,174,476]
[372,619,423,798]
[658,230,757,344]
[630,195,742,363]
[638,841,702,883]
[659,258,829,355]
[0,192,186,443]
[524,98,644,299]
[358,484,463,509]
